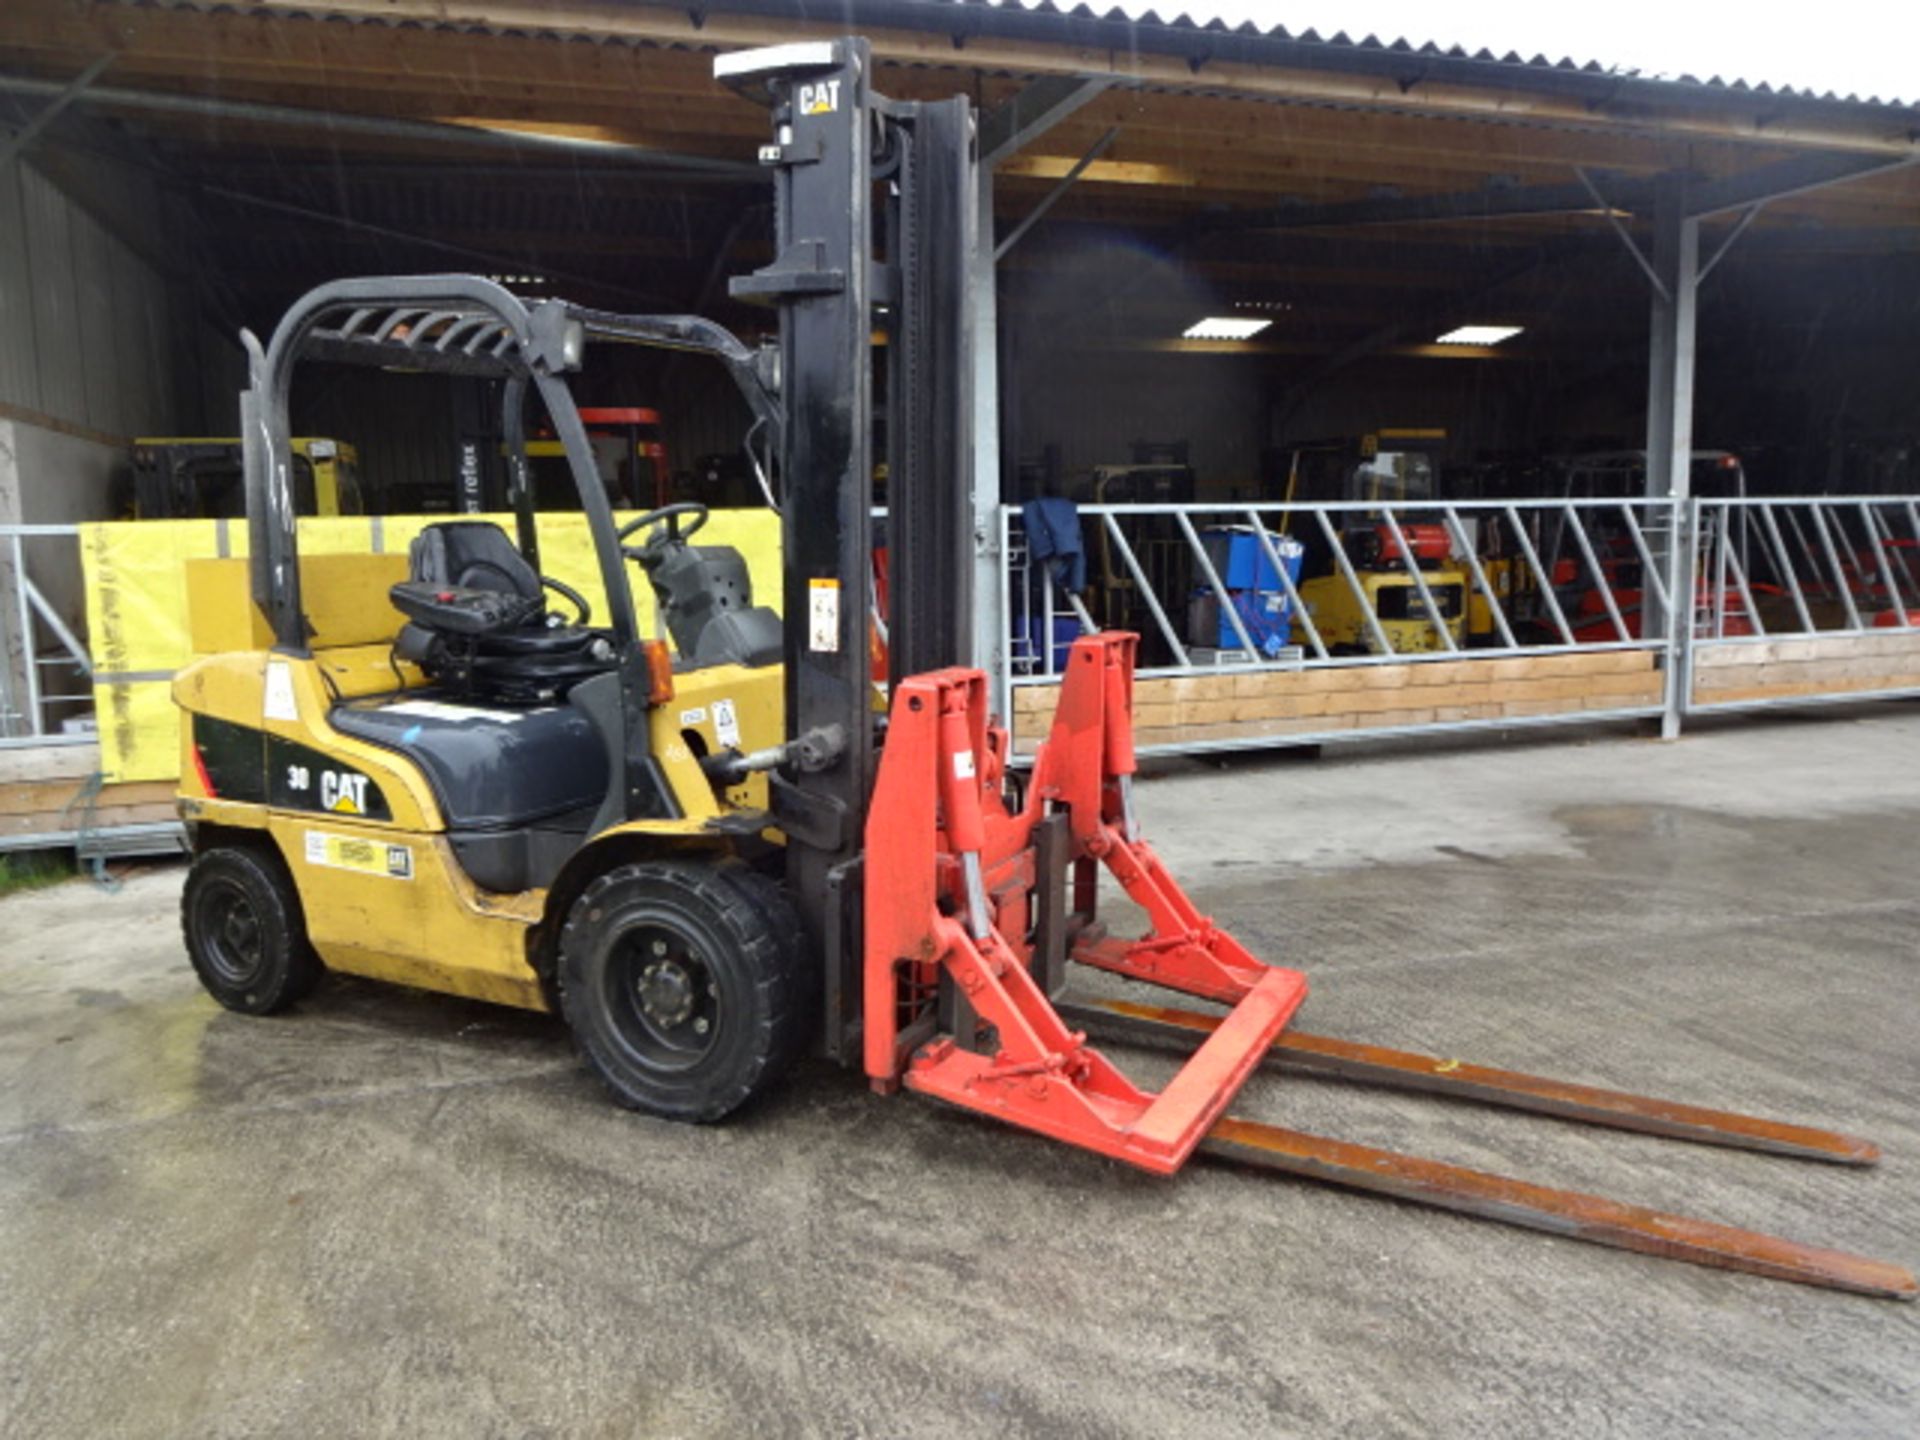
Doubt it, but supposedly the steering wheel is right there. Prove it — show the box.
[619,502,710,559]
[541,574,591,627]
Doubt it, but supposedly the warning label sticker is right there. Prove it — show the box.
[304,830,415,881]
[808,577,840,653]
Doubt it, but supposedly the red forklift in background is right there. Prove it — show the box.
[525,405,672,509]
[1537,450,1760,641]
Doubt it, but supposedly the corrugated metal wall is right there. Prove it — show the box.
[0,157,218,440]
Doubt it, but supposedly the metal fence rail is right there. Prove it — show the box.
[1002,497,1677,742]
[0,524,94,747]
[1691,496,1920,641]
[1001,494,1920,752]
[1687,496,1920,715]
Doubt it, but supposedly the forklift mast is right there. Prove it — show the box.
[718,40,974,1062]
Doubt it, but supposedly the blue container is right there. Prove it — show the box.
[1196,528,1304,654]
[1024,614,1083,671]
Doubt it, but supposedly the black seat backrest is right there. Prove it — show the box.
[641,541,783,668]
[410,522,541,601]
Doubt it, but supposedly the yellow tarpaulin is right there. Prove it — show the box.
[81,511,783,783]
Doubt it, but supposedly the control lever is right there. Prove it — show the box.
[700,723,846,786]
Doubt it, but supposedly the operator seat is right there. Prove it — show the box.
[410,520,547,601]
[390,521,615,703]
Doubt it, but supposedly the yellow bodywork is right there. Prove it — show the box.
[1466,555,1534,643]
[1298,569,1468,654]
[172,554,785,1014]
[81,508,783,783]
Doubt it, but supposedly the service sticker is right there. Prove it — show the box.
[263,660,298,722]
[304,830,414,881]
[809,577,840,653]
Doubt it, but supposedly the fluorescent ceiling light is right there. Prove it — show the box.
[1183,316,1272,341]
[1435,324,1523,346]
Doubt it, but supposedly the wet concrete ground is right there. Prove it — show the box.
[3,706,1918,1437]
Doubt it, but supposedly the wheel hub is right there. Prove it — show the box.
[637,957,697,1027]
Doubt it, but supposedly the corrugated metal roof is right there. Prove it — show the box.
[116,0,1920,113]
[928,0,1917,110]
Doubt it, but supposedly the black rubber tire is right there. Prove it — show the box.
[180,845,322,1015]
[558,859,809,1122]
[712,861,817,1048]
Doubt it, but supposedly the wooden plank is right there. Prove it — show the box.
[0,778,175,817]
[0,799,177,839]
[1018,649,1666,748]
[1695,658,1920,692]
[0,742,103,784]
[1698,676,1920,705]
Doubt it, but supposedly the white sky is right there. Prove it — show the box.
[1024,1,1920,105]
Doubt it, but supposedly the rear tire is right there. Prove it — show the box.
[181,845,322,1015]
[558,859,809,1122]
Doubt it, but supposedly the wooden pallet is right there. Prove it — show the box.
[1013,650,1663,752]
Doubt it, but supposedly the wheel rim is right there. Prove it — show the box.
[602,922,722,1073]
[195,876,264,986]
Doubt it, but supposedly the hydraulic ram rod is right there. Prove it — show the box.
[1201,1117,1916,1301]
[1062,997,1880,1166]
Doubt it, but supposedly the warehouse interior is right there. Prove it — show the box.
[2,0,1917,519]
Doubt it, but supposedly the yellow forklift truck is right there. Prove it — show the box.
[1286,432,1470,652]
[168,39,1911,1298]
[131,436,363,518]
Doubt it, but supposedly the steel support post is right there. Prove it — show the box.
[1643,179,1700,739]
[971,165,1008,715]
[969,76,1111,721]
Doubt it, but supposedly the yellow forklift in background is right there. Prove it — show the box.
[1284,430,1471,652]
[130,436,363,518]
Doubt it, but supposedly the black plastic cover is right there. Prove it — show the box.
[330,696,608,830]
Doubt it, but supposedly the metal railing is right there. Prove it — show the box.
[1003,495,1677,678]
[1685,496,1920,715]
[999,494,1920,751]
[1691,496,1920,641]
[0,524,95,746]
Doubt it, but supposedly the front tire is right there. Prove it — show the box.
[181,845,322,1014]
[558,859,809,1122]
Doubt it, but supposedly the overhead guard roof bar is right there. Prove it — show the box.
[240,274,782,654]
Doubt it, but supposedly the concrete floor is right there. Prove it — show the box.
[4,707,1919,1437]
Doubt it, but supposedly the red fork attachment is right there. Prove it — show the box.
[861,635,1915,1299]
[863,637,1307,1174]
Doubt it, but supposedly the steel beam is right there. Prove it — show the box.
[971,167,1009,720]
[1213,173,1655,233]
[0,54,115,167]
[1688,149,1920,217]
[978,74,1113,169]
[1695,203,1764,285]
[1575,167,1668,302]
[970,75,1110,718]
[0,73,756,178]
[1642,178,1700,740]
[993,124,1120,262]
